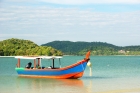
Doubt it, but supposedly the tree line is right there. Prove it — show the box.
[42,41,140,55]
[1,38,140,56]
[0,38,63,56]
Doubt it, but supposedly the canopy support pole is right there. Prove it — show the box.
[18,58,20,68]
[38,58,40,66]
[52,59,54,68]
[59,58,61,68]
[40,58,42,69]
[34,59,36,68]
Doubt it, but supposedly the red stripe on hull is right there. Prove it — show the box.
[18,72,84,79]
[70,72,84,79]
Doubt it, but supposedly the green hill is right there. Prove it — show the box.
[0,38,62,56]
[1,38,140,56]
[42,41,140,55]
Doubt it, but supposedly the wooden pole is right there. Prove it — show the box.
[59,58,61,68]
[52,59,54,68]
[18,58,20,68]
[34,59,36,68]
[38,58,40,66]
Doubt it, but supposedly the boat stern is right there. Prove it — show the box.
[15,68,25,75]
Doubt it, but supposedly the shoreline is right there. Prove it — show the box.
[0,56,15,57]
[0,55,140,57]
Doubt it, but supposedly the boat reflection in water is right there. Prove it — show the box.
[16,77,88,93]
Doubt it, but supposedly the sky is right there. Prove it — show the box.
[0,0,140,46]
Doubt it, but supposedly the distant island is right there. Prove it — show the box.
[0,38,140,56]
[42,41,140,56]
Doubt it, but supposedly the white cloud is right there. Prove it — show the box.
[1,6,139,27]
[2,0,140,5]
[40,0,140,4]
[0,4,140,46]
[0,34,43,37]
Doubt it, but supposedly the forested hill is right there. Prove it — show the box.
[42,41,140,55]
[1,38,140,56]
[0,38,62,56]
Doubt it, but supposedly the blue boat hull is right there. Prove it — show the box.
[15,60,88,79]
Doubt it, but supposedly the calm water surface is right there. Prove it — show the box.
[0,56,140,93]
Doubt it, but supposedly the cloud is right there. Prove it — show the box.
[0,5,139,32]
[40,0,140,4]
[0,3,140,46]
[0,6,140,26]
[0,34,44,37]
[2,0,140,5]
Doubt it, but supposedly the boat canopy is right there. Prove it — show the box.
[15,56,63,68]
[15,56,62,60]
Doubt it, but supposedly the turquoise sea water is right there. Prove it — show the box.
[0,56,140,93]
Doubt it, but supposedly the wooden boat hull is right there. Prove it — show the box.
[15,60,88,79]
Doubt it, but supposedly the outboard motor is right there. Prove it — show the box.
[25,62,32,69]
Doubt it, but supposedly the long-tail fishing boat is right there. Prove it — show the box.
[15,51,90,79]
